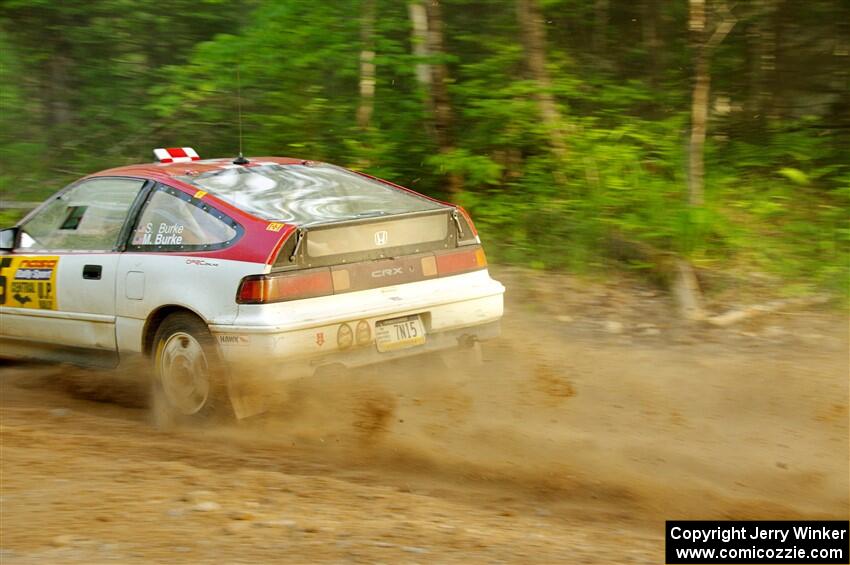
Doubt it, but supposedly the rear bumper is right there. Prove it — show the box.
[209,270,504,379]
[227,320,500,381]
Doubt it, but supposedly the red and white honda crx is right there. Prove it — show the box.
[0,149,504,422]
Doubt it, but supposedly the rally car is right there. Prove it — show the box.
[0,148,505,422]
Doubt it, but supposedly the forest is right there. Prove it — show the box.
[0,0,847,303]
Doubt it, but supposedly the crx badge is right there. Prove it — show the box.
[374,230,388,246]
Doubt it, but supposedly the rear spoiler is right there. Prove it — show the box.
[269,207,478,270]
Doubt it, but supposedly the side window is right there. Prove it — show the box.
[130,185,240,251]
[19,178,145,251]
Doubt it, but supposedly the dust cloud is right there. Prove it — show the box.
[1,270,847,562]
[225,316,848,524]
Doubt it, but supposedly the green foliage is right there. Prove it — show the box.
[427,150,503,187]
[0,0,847,298]
[0,209,26,226]
[778,167,810,186]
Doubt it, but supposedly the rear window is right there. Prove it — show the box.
[179,164,446,225]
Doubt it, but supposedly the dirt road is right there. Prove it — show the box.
[1,268,848,563]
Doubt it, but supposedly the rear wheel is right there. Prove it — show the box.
[150,312,233,427]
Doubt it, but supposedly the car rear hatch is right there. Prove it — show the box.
[179,161,483,302]
[265,206,484,296]
[278,206,467,262]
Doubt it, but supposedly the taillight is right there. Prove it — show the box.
[435,246,487,276]
[237,268,334,304]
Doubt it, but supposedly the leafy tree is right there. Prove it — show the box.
[0,0,846,299]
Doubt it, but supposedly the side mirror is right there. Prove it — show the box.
[0,227,18,251]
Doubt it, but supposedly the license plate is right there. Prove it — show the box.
[375,315,426,352]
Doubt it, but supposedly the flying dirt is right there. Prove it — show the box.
[1,267,848,563]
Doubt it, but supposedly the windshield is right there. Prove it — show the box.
[178,164,446,225]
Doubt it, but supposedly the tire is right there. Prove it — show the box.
[150,312,233,427]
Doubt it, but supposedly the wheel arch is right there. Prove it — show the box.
[142,304,209,358]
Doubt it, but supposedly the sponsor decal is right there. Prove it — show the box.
[355,320,371,345]
[315,332,325,347]
[374,230,388,246]
[217,334,250,346]
[0,256,59,310]
[185,258,219,267]
[266,222,285,232]
[193,190,207,199]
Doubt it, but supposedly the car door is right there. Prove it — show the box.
[114,183,244,353]
[0,177,148,364]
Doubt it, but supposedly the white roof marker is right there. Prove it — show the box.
[153,147,201,164]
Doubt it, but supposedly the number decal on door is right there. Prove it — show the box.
[0,256,59,310]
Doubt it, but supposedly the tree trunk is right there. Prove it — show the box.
[688,47,709,207]
[687,0,708,207]
[641,0,661,84]
[679,0,711,320]
[747,0,777,125]
[687,0,736,206]
[768,0,788,121]
[409,0,462,197]
[593,0,609,54]
[424,0,452,148]
[680,0,737,320]
[407,2,431,92]
[673,258,706,321]
[356,0,376,131]
[516,0,568,178]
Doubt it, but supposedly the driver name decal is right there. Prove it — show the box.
[0,256,59,310]
[134,222,185,245]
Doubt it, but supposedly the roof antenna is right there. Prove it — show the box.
[233,65,249,165]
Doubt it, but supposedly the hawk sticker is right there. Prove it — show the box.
[0,256,59,310]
